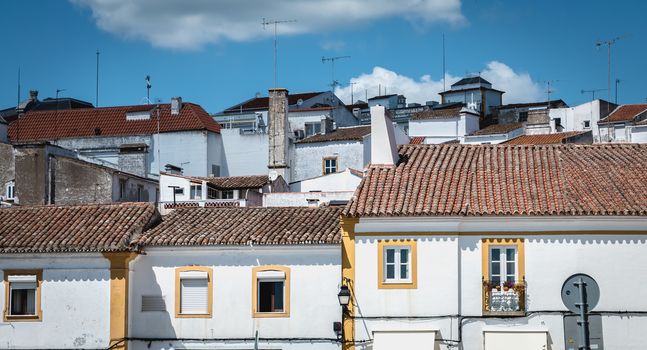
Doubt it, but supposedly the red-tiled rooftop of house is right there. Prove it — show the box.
[8,103,220,142]
[600,104,647,123]
[344,144,647,217]
[222,92,325,113]
[469,123,523,136]
[137,206,342,246]
[411,107,462,120]
[0,203,158,253]
[199,175,271,189]
[503,131,587,145]
[297,126,371,144]
[410,136,425,145]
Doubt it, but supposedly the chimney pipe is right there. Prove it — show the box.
[370,105,398,166]
[268,88,290,182]
[29,90,38,102]
[171,96,182,115]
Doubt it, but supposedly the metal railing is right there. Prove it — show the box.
[482,279,526,316]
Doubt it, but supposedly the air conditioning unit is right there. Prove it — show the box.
[294,130,305,140]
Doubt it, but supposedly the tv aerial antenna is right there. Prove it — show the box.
[262,18,297,88]
[322,55,350,90]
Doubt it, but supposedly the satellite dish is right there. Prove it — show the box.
[297,98,304,106]
[268,170,278,181]
[561,273,600,313]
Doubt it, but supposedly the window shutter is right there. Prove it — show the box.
[8,275,37,283]
[180,278,208,314]
[9,282,37,290]
[257,270,285,280]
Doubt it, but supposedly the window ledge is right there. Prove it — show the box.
[378,281,417,289]
[176,313,212,319]
[4,314,42,322]
[482,310,526,317]
[253,311,290,318]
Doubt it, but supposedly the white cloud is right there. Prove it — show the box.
[334,62,543,105]
[71,0,465,50]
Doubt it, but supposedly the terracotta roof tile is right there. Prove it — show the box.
[411,107,462,120]
[600,104,647,123]
[470,123,523,136]
[503,131,587,145]
[344,144,647,217]
[138,206,342,246]
[297,126,371,144]
[9,103,220,142]
[198,175,270,189]
[0,203,157,253]
[410,136,425,145]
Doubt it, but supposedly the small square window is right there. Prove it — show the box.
[4,271,42,321]
[378,241,417,289]
[253,266,290,318]
[305,122,322,137]
[323,157,337,175]
[220,190,234,199]
[584,120,591,128]
[519,111,528,122]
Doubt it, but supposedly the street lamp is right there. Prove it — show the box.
[338,285,351,309]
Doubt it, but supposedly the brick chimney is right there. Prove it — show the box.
[268,88,290,182]
[370,105,398,166]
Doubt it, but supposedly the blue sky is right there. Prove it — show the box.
[1,0,646,113]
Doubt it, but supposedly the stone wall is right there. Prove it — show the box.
[50,156,113,205]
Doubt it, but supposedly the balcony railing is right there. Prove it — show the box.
[482,279,526,316]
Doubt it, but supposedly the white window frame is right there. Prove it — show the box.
[489,246,517,285]
[190,185,202,200]
[305,122,322,137]
[5,181,15,200]
[323,157,337,175]
[383,246,411,284]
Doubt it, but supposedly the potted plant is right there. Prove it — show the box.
[503,280,515,292]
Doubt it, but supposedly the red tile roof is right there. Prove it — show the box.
[222,92,325,113]
[199,175,271,189]
[410,136,425,145]
[503,131,587,145]
[345,144,647,217]
[469,123,523,136]
[411,107,462,120]
[600,104,647,123]
[137,206,342,246]
[9,103,220,142]
[297,126,371,144]
[0,203,158,253]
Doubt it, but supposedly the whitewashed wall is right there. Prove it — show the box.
[263,191,354,207]
[129,246,342,350]
[293,141,365,183]
[462,127,524,144]
[630,125,647,143]
[151,130,223,177]
[220,129,269,176]
[290,169,361,192]
[0,254,111,349]
[351,217,647,350]
[408,115,480,144]
[550,100,604,142]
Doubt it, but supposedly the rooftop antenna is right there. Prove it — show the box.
[262,18,297,87]
[543,80,559,109]
[95,49,100,107]
[321,55,350,91]
[596,36,626,112]
[55,88,66,140]
[581,88,607,101]
[349,82,357,105]
[145,75,151,104]
[615,79,621,104]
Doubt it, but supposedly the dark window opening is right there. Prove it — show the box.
[519,111,528,122]
[258,281,284,313]
[10,288,36,315]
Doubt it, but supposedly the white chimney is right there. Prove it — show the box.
[370,105,398,166]
[171,96,182,115]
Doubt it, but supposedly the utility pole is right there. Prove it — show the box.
[55,88,65,140]
[350,82,357,105]
[262,18,297,88]
[95,49,100,107]
[322,56,350,91]
[581,88,607,101]
[615,79,621,104]
[596,36,624,110]
[16,67,20,106]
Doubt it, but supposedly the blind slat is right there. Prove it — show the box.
[181,279,208,314]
